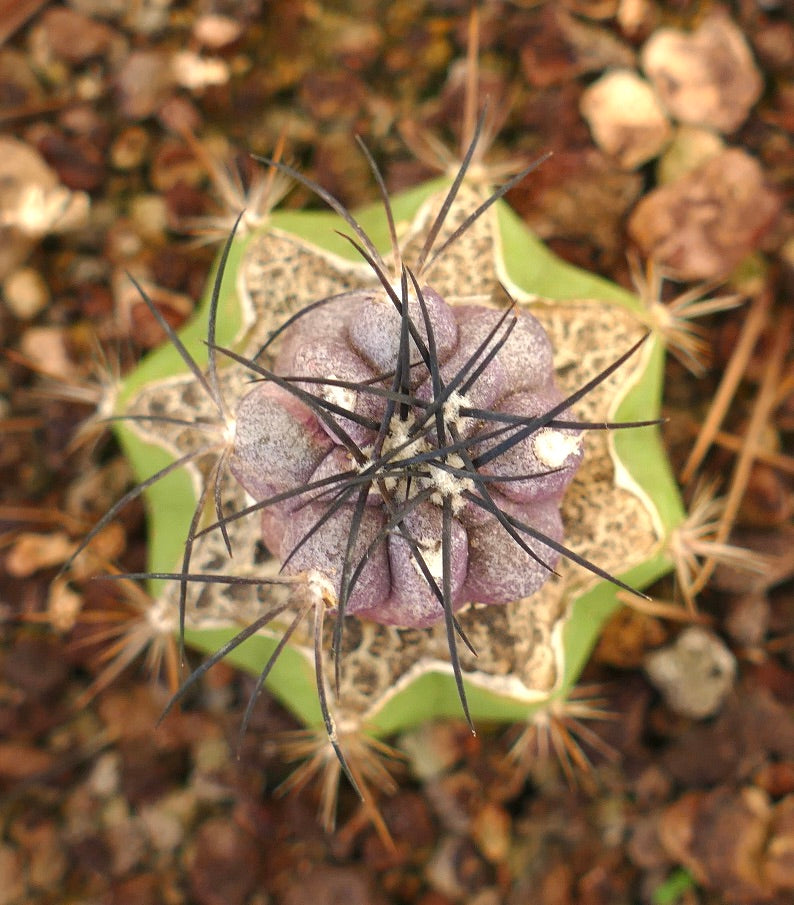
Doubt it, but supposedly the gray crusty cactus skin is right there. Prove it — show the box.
[229,287,583,629]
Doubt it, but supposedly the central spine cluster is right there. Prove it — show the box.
[228,280,583,630]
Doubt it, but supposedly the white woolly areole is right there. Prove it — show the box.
[147,595,178,634]
[222,416,237,447]
[306,569,338,608]
[376,407,474,514]
[379,412,429,495]
[441,389,475,437]
[426,453,472,515]
[532,428,582,468]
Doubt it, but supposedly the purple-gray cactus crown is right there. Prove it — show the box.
[73,122,653,788]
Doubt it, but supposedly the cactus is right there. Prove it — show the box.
[81,121,684,800]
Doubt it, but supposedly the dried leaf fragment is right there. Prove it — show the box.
[641,10,763,134]
[660,787,794,900]
[628,149,779,280]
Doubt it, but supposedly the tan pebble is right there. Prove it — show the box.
[471,801,511,863]
[2,267,50,319]
[616,0,657,39]
[19,325,75,380]
[172,51,230,92]
[193,14,242,49]
[130,194,169,241]
[580,69,672,169]
[766,796,794,891]
[6,531,75,577]
[47,576,83,633]
[70,522,127,580]
[110,126,150,170]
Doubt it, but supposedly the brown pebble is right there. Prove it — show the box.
[536,859,574,905]
[3,636,69,698]
[752,20,794,72]
[107,873,163,905]
[754,762,794,798]
[594,606,667,669]
[36,7,124,66]
[0,48,46,114]
[119,740,189,807]
[68,833,113,880]
[632,764,673,808]
[157,95,203,135]
[425,836,492,900]
[37,132,106,192]
[163,181,210,230]
[0,742,55,779]
[664,684,794,786]
[11,817,67,892]
[471,801,511,863]
[58,103,109,141]
[279,864,388,905]
[510,147,642,261]
[427,770,483,834]
[188,818,262,905]
[150,140,206,192]
[77,282,114,319]
[363,790,436,870]
[299,69,366,123]
[750,660,794,707]
[0,846,25,905]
